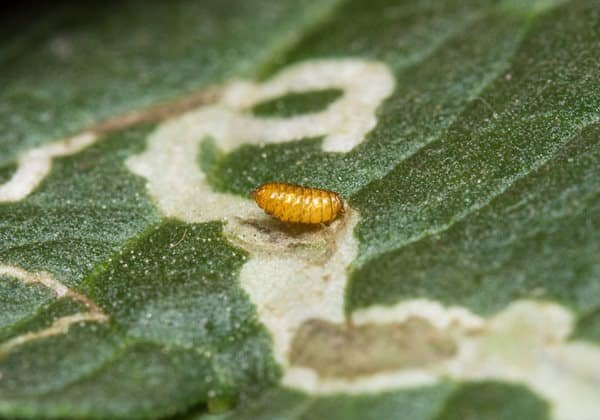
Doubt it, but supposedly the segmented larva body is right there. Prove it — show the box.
[252,182,344,224]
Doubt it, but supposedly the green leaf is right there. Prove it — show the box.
[1,0,598,419]
[250,88,344,118]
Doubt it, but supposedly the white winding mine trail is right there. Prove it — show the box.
[0,133,97,203]
[1,58,598,420]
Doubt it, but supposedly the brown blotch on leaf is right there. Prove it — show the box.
[289,317,457,379]
[91,87,220,135]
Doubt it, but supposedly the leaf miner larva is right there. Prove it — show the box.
[252,182,344,224]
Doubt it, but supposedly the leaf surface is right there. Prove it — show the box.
[0,0,598,419]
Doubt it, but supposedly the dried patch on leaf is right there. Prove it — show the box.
[226,206,351,265]
[289,317,457,379]
[285,300,600,420]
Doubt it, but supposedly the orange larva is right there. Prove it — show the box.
[252,182,344,224]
